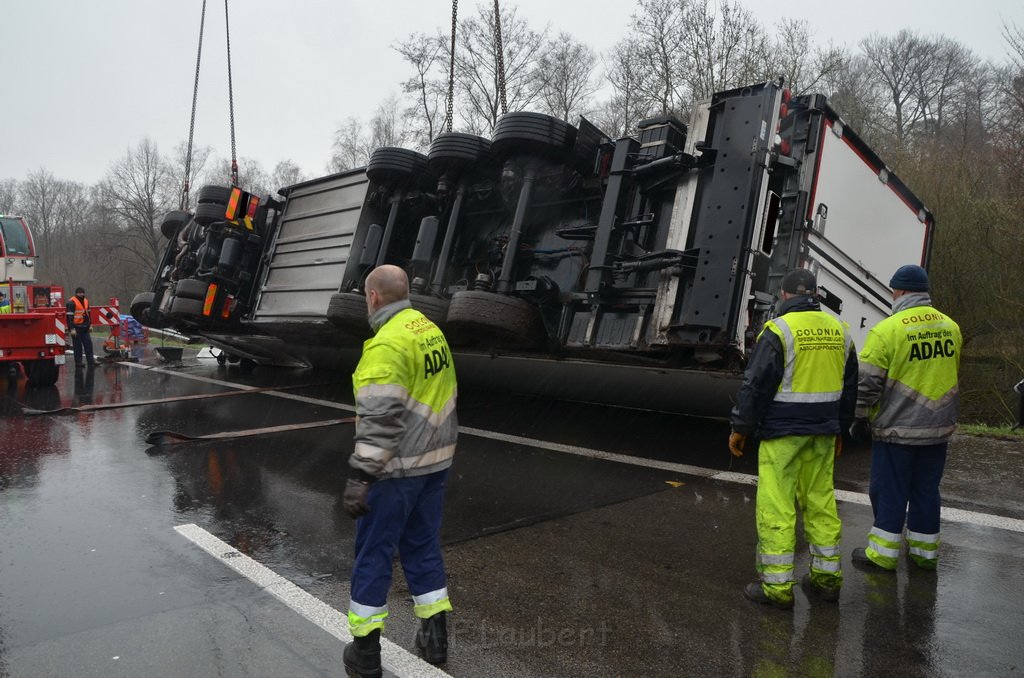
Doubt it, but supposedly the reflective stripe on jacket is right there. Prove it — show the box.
[856,293,961,444]
[730,295,858,439]
[350,300,458,479]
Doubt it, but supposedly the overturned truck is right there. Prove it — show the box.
[132,81,933,416]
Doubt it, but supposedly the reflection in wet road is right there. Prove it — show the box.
[0,351,1022,677]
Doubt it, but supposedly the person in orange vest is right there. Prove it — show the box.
[66,286,96,367]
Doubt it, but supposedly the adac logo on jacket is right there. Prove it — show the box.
[418,331,451,379]
[423,344,451,378]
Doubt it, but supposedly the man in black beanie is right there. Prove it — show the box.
[730,268,858,608]
[849,264,962,572]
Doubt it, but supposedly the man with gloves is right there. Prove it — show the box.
[730,268,858,608]
[849,264,961,572]
[341,265,458,677]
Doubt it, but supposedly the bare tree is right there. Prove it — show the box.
[395,31,448,147]
[682,0,771,100]
[0,178,18,214]
[97,139,176,280]
[269,160,307,196]
[597,38,653,137]
[770,19,847,95]
[19,169,64,276]
[628,0,689,115]
[329,117,369,173]
[170,141,213,209]
[538,33,599,122]
[328,98,413,173]
[860,30,936,151]
[455,3,548,131]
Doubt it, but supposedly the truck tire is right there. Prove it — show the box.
[427,133,492,176]
[409,294,450,329]
[366,147,435,191]
[169,297,204,318]
[194,202,228,226]
[161,210,192,239]
[197,185,233,205]
[326,292,372,338]
[173,279,209,300]
[24,359,59,387]
[130,292,169,328]
[491,112,577,162]
[444,290,545,349]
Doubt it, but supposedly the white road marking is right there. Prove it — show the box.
[175,523,451,678]
[134,364,1024,534]
[459,427,1024,534]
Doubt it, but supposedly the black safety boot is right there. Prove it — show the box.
[343,629,382,678]
[802,574,840,602]
[743,582,794,610]
[415,611,448,664]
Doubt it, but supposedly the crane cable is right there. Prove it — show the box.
[180,0,207,210]
[223,0,238,187]
[444,0,458,133]
[493,0,508,116]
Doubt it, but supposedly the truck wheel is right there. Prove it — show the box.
[491,112,577,162]
[409,294,450,329]
[161,210,192,239]
[238,358,257,374]
[197,185,232,205]
[216,351,228,365]
[445,290,545,349]
[173,279,209,300]
[366,147,436,191]
[130,291,169,328]
[130,292,155,319]
[24,359,59,387]
[427,133,493,176]
[169,297,204,318]
[326,292,371,338]
[194,202,228,226]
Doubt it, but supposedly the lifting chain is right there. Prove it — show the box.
[493,0,508,117]
[444,0,458,134]
[224,0,238,186]
[181,0,207,210]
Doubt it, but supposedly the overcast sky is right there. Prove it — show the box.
[3,0,1021,187]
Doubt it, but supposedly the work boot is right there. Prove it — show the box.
[743,582,794,610]
[415,611,448,664]
[852,547,894,572]
[801,574,840,602]
[343,629,382,678]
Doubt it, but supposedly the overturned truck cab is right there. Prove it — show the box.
[132,81,933,417]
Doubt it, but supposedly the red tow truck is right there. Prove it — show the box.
[0,215,67,386]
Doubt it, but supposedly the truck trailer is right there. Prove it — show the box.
[131,81,932,416]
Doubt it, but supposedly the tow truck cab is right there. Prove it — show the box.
[0,215,67,386]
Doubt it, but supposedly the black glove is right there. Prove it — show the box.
[849,419,872,444]
[342,478,372,518]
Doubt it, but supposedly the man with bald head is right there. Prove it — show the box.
[341,264,458,677]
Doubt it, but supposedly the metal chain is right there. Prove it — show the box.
[182,0,207,210]
[224,0,238,186]
[444,0,458,133]
[492,0,507,116]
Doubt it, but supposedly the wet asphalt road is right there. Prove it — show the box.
[0,347,1022,677]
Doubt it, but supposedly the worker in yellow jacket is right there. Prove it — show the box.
[849,264,961,572]
[730,268,858,608]
[341,265,458,678]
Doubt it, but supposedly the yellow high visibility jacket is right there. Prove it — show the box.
[856,293,961,444]
[350,300,458,479]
